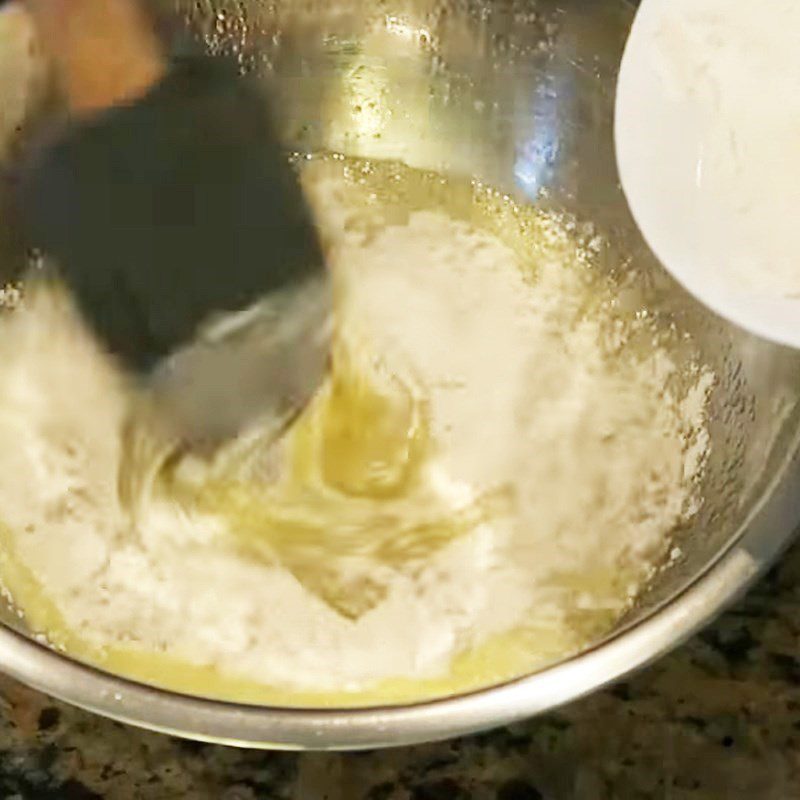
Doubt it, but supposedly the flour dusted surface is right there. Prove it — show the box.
[0,160,713,700]
[642,0,800,298]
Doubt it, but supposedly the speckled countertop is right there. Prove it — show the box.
[0,538,797,800]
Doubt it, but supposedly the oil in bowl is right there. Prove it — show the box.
[0,154,713,707]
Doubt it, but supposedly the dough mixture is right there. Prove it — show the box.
[0,157,713,706]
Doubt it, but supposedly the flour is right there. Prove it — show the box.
[0,162,713,698]
[646,0,800,297]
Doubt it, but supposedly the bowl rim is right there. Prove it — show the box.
[0,434,797,749]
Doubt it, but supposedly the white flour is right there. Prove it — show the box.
[646,0,800,297]
[0,167,713,696]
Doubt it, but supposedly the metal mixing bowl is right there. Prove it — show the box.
[0,0,799,749]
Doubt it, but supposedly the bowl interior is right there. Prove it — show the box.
[154,0,800,635]
[0,0,798,703]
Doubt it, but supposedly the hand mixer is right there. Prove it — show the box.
[14,0,331,451]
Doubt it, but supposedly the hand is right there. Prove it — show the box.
[23,0,165,115]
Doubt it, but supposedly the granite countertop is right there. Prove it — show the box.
[0,540,797,800]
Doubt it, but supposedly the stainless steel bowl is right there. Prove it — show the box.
[0,0,799,749]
